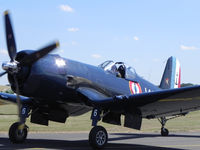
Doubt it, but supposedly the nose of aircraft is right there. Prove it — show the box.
[1,10,59,127]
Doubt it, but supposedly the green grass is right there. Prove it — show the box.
[0,104,200,133]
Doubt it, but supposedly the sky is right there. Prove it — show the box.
[0,0,200,85]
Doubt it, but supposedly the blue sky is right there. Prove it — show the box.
[0,0,200,85]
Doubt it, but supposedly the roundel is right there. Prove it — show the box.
[129,81,142,94]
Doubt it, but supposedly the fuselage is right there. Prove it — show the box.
[9,50,161,116]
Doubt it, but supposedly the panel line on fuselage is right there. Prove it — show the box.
[159,97,200,102]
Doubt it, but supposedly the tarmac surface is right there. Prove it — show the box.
[0,132,200,150]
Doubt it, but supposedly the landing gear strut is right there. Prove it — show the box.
[89,108,108,149]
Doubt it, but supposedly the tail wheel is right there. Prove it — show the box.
[9,122,28,143]
[89,126,108,149]
[161,127,169,136]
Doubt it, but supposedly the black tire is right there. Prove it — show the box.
[161,127,169,136]
[89,126,108,149]
[9,122,28,143]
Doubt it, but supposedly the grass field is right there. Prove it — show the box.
[0,104,200,133]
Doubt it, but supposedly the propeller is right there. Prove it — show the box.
[1,10,59,126]
[20,42,59,66]
[0,71,7,77]
[4,11,16,61]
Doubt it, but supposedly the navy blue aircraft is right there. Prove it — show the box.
[0,11,200,149]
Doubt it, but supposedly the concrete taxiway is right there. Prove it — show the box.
[0,132,200,150]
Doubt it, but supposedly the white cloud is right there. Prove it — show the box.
[57,49,64,53]
[133,36,139,41]
[0,49,7,55]
[91,54,101,59]
[153,58,160,62]
[71,41,78,45]
[133,58,139,62]
[113,36,119,41]
[180,45,199,51]
[67,28,79,32]
[59,5,74,13]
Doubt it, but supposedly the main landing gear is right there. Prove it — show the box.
[89,126,108,149]
[89,109,108,149]
[9,106,30,143]
[9,122,28,143]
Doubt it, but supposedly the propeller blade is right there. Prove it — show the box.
[0,71,7,77]
[13,75,22,122]
[19,41,59,66]
[4,11,17,61]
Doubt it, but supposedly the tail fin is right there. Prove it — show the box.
[159,56,181,89]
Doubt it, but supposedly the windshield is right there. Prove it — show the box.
[98,60,114,70]
[126,66,137,79]
[99,60,137,79]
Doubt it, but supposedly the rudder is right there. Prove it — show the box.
[159,56,181,89]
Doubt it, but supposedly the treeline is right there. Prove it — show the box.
[181,83,195,87]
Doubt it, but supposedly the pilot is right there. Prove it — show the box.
[117,65,126,78]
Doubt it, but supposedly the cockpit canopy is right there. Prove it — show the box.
[98,60,137,80]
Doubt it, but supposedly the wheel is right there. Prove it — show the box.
[9,122,28,143]
[89,126,108,149]
[161,127,169,136]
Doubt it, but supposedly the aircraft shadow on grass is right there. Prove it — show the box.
[0,133,194,150]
